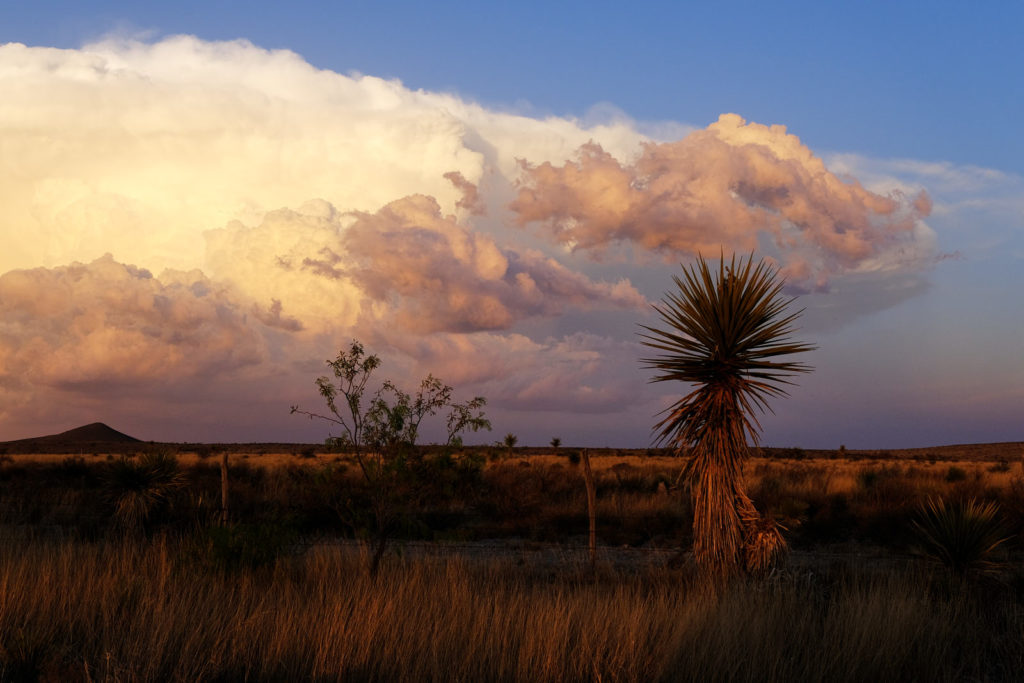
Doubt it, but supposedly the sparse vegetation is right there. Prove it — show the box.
[3,446,1024,680]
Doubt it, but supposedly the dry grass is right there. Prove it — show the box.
[1,536,1022,682]
[3,448,1024,680]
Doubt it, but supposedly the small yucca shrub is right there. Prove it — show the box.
[911,497,1010,575]
[102,450,187,535]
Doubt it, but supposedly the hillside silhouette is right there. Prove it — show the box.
[0,422,141,453]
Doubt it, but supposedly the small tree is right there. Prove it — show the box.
[292,340,490,573]
[640,254,814,582]
[550,437,562,450]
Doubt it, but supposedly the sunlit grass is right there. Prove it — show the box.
[0,537,1021,681]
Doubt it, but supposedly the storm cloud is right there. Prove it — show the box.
[0,35,954,443]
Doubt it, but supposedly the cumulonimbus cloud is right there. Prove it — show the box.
[511,113,935,289]
[0,254,267,393]
[0,35,954,442]
[0,36,646,277]
[206,195,646,335]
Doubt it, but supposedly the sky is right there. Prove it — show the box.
[0,1,1021,449]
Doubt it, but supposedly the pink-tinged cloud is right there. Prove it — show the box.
[376,332,646,414]
[341,195,647,332]
[206,195,647,335]
[511,113,934,289]
[444,171,486,216]
[0,255,266,393]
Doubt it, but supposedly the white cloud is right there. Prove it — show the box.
[0,35,974,443]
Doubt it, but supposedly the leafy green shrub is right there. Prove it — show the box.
[911,497,1010,575]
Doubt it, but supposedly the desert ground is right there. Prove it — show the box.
[2,425,1023,680]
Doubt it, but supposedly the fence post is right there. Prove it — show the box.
[220,451,230,526]
[582,448,596,571]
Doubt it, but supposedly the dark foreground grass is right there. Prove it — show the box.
[1,536,1022,682]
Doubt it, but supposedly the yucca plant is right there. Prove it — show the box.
[102,449,187,535]
[640,254,814,580]
[912,497,1010,576]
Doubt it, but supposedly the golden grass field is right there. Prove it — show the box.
[2,444,1023,680]
[2,534,1022,682]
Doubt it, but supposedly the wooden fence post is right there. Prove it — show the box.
[582,448,596,571]
[220,451,230,526]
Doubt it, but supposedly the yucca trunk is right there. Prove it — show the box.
[690,449,784,580]
[684,384,784,579]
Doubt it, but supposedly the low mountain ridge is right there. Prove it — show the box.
[0,422,141,452]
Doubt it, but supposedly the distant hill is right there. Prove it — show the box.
[0,422,141,453]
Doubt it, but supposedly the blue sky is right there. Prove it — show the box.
[7,1,1021,172]
[0,2,1021,448]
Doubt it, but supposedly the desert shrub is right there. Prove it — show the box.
[1000,476,1024,537]
[102,450,187,535]
[754,475,784,500]
[49,456,101,489]
[856,465,907,498]
[798,493,856,543]
[988,459,1011,473]
[566,450,581,466]
[605,463,656,493]
[945,466,968,483]
[780,447,807,460]
[912,497,1010,575]
[198,520,300,571]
